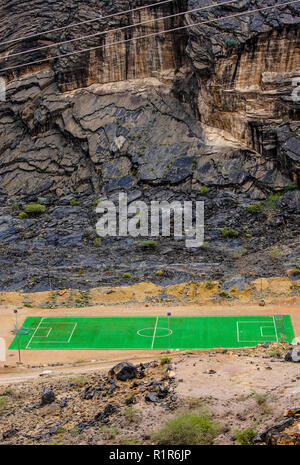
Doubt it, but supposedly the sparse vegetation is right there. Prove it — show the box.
[70,376,89,387]
[264,193,281,210]
[153,412,220,445]
[122,273,131,279]
[99,425,119,440]
[270,248,282,261]
[199,186,209,194]
[122,407,141,424]
[205,280,215,290]
[138,240,158,249]
[70,199,79,206]
[221,227,237,239]
[0,395,8,415]
[160,356,171,365]
[234,428,257,445]
[225,37,238,48]
[93,237,101,247]
[248,203,263,214]
[218,290,231,299]
[24,203,46,216]
[18,211,28,219]
[252,391,272,414]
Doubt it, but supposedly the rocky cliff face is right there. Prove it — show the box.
[0,0,299,292]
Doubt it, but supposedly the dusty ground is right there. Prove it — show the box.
[0,346,299,445]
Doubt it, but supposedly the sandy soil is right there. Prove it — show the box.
[0,296,299,385]
[0,348,299,445]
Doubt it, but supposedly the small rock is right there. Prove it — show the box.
[145,392,157,402]
[41,387,55,405]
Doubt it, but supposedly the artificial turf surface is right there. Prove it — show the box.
[8,315,294,350]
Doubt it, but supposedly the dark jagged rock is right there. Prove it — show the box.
[145,392,157,402]
[94,403,118,423]
[109,361,138,381]
[2,428,19,440]
[254,417,295,444]
[41,387,55,405]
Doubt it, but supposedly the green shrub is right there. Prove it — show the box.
[283,184,297,192]
[153,412,220,445]
[122,273,131,279]
[156,270,164,276]
[218,290,231,299]
[221,227,237,238]
[160,356,171,365]
[199,186,209,194]
[225,37,238,48]
[290,268,300,275]
[205,280,215,290]
[93,237,101,247]
[24,203,46,216]
[270,248,282,260]
[70,199,79,206]
[264,193,281,210]
[248,203,262,214]
[18,211,28,219]
[234,428,257,445]
[138,240,158,249]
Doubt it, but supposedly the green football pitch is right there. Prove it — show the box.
[9,315,294,351]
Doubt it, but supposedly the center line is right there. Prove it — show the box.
[151,316,158,350]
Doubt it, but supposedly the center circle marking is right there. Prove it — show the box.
[137,327,173,338]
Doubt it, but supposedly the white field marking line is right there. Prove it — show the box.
[273,315,279,342]
[35,327,52,338]
[151,317,159,350]
[67,322,77,343]
[260,326,276,338]
[236,320,276,343]
[30,322,76,344]
[26,317,44,349]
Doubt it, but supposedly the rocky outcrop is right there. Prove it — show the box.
[0,0,299,291]
[185,0,300,180]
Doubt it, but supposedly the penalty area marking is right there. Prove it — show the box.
[236,320,278,343]
[27,321,77,347]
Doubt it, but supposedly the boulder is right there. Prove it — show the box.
[285,346,300,362]
[109,361,137,381]
[41,387,55,405]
